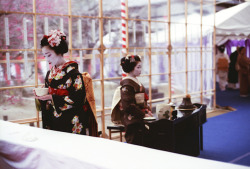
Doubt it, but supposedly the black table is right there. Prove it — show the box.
[144,104,207,157]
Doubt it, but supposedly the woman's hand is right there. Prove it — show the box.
[35,94,52,101]
[144,109,153,117]
[33,89,37,96]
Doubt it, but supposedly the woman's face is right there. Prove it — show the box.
[130,62,142,77]
[42,46,59,67]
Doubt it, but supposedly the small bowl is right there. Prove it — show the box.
[35,88,49,96]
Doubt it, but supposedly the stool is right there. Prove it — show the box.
[107,125,125,142]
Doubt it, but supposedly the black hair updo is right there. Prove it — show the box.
[40,33,68,55]
[218,45,225,53]
[238,46,245,54]
[120,55,141,73]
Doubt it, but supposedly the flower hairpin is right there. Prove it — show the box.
[130,55,135,62]
[125,54,136,63]
[44,30,66,47]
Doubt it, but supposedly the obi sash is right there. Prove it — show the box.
[49,87,69,96]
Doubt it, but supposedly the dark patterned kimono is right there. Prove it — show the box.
[120,77,150,146]
[40,61,90,135]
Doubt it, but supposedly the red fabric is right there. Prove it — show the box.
[49,87,69,96]
[122,73,127,77]
[144,93,149,101]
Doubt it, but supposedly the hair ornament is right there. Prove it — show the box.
[45,30,66,47]
[125,54,136,63]
[122,73,127,77]
[130,55,135,62]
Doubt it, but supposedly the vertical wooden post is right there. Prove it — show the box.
[168,0,172,102]
[213,0,216,109]
[99,0,105,137]
[185,0,188,95]
[33,0,39,128]
[200,0,203,104]
[148,0,152,109]
[68,0,72,61]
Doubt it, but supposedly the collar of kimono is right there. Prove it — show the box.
[122,76,142,86]
[54,61,77,71]
[49,61,78,82]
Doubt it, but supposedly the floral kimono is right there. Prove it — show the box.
[120,77,150,145]
[40,61,90,135]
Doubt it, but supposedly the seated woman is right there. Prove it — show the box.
[34,30,97,136]
[120,55,153,146]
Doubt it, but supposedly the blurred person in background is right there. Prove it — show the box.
[237,47,250,97]
[228,47,239,89]
[216,45,229,91]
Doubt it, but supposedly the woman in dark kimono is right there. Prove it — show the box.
[34,30,97,136]
[120,55,153,146]
[228,48,239,89]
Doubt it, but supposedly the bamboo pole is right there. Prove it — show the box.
[2,10,218,26]
[151,72,170,76]
[185,0,188,95]
[99,0,105,138]
[148,0,152,109]
[0,49,35,52]
[1,46,195,52]
[32,0,40,127]
[0,85,37,90]
[168,0,172,102]
[10,117,42,124]
[213,0,216,109]
[200,0,203,104]
[68,0,72,61]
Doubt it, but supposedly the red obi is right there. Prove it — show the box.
[49,87,69,96]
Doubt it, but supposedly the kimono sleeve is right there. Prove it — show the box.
[40,70,53,129]
[52,74,86,112]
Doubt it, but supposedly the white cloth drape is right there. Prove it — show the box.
[0,120,247,169]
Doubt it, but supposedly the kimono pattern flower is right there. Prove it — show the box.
[40,61,88,135]
[72,116,83,134]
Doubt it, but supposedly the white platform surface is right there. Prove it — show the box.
[0,120,248,169]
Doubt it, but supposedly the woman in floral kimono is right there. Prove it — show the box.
[34,30,97,135]
[120,55,153,146]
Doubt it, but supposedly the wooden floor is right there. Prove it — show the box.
[207,106,235,118]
